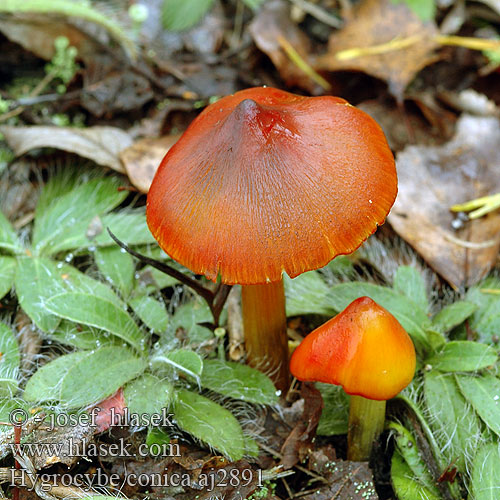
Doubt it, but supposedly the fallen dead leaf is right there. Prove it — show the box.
[316,0,439,101]
[0,125,132,173]
[249,0,320,93]
[0,14,97,61]
[280,382,323,469]
[388,114,500,289]
[119,134,181,193]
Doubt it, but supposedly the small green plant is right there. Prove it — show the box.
[45,36,79,94]
[391,0,436,21]
[248,480,276,499]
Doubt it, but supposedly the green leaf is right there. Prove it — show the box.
[391,449,441,500]
[391,0,436,21]
[284,271,333,317]
[129,295,168,334]
[95,210,156,246]
[456,373,500,437]
[95,246,134,297]
[45,292,147,351]
[59,346,147,408]
[393,266,428,312]
[134,265,179,295]
[389,422,441,497]
[32,176,126,255]
[15,257,123,332]
[0,210,21,253]
[316,383,349,436]
[327,282,430,351]
[162,0,215,31]
[152,349,203,380]
[0,323,19,396]
[0,256,16,300]
[466,279,500,344]
[123,374,173,420]
[168,299,213,343]
[432,301,478,333]
[471,443,500,500]
[426,341,497,372]
[48,321,118,350]
[201,360,278,405]
[24,351,90,402]
[424,371,483,471]
[173,389,245,460]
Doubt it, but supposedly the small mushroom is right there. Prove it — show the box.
[290,296,416,461]
[146,87,397,391]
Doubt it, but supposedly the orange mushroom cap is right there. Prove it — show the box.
[290,297,416,400]
[146,87,397,285]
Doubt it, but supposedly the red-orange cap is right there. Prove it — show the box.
[289,297,416,400]
[146,87,397,285]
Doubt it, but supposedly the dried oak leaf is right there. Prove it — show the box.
[249,0,318,93]
[0,125,132,173]
[316,0,439,101]
[119,134,181,193]
[388,114,500,289]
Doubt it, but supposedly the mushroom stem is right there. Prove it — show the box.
[347,395,386,461]
[241,280,290,393]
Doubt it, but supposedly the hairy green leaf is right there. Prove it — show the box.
[426,341,497,372]
[0,210,21,253]
[129,294,168,333]
[285,271,333,317]
[173,389,245,461]
[124,374,173,420]
[95,246,134,297]
[15,256,123,332]
[316,383,349,436]
[456,373,500,437]
[59,346,146,408]
[389,422,441,497]
[424,371,482,471]
[32,176,126,255]
[471,443,500,500]
[201,360,278,405]
[432,301,478,333]
[0,256,16,300]
[24,351,89,402]
[391,450,441,500]
[0,323,19,396]
[45,292,146,351]
[152,349,203,381]
[393,266,428,312]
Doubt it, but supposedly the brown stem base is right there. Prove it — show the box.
[241,280,290,393]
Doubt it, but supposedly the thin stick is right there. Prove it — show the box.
[107,228,232,327]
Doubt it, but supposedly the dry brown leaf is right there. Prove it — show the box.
[388,114,500,289]
[249,0,318,93]
[0,125,132,173]
[119,134,181,193]
[0,14,97,61]
[316,0,439,101]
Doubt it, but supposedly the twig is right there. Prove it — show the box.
[107,228,231,326]
[257,442,328,485]
[288,0,343,28]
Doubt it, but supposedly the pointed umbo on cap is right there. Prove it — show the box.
[146,87,397,285]
[290,297,416,400]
